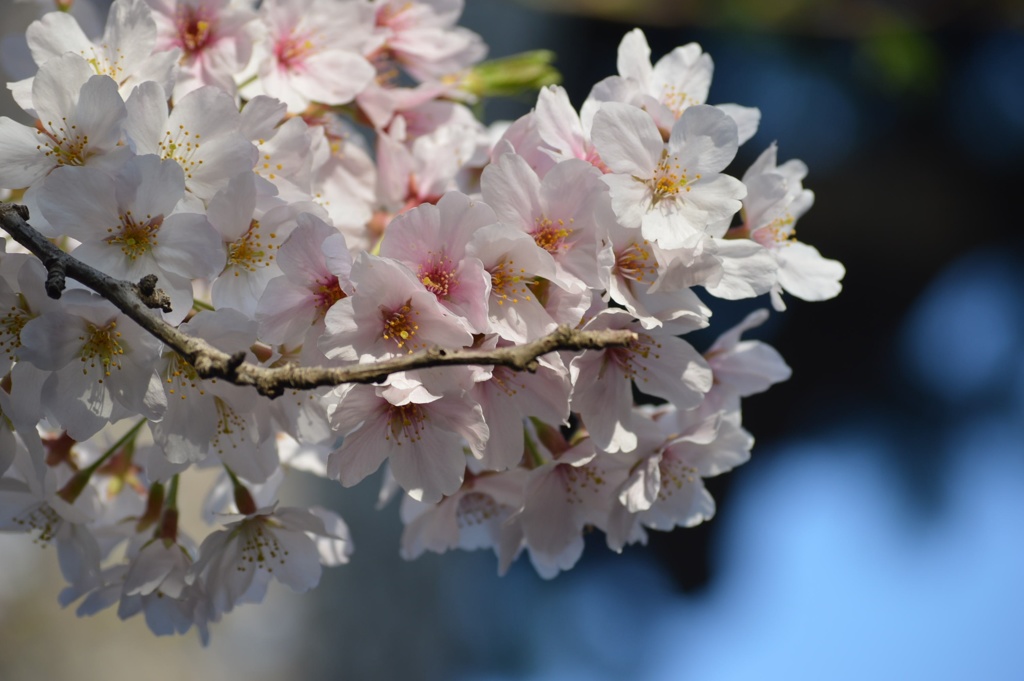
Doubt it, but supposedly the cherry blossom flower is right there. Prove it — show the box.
[593,101,746,251]
[601,217,712,330]
[470,348,571,471]
[252,0,376,113]
[570,308,713,453]
[378,191,492,333]
[0,54,127,191]
[586,28,760,144]
[514,435,627,578]
[400,468,527,574]
[533,84,607,171]
[205,173,304,316]
[481,153,611,292]
[38,153,225,324]
[326,377,488,503]
[17,291,166,441]
[733,143,845,310]
[147,0,258,99]
[256,212,352,347]
[370,0,485,80]
[702,308,792,416]
[125,81,257,204]
[319,252,473,362]
[149,308,272,475]
[14,0,179,106]
[464,223,562,343]
[189,504,351,618]
[606,405,753,551]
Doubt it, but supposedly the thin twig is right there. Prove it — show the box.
[0,202,635,398]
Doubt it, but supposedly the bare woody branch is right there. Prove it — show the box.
[0,202,636,398]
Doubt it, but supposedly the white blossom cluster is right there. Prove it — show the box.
[0,0,844,642]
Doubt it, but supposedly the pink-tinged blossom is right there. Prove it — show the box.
[369,0,486,83]
[585,28,760,145]
[189,504,351,618]
[592,102,746,250]
[400,468,527,574]
[0,55,127,191]
[327,379,488,503]
[38,154,225,324]
[253,0,376,113]
[319,253,473,362]
[375,114,484,216]
[149,308,274,478]
[15,0,179,107]
[606,405,753,551]
[0,433,104,598]
[378,191,492,334]
[70,561,211,643]
[735,144,845,310]
[147,0,258,99]
[702,308,792,416]
[570,308,713,453]
[601,218,712,331]
[465,224,562,343]
[533,85,607,172]
[125,82,257,204]
[18,291,166,441]
[119,537,209,639]
[0,253,58,375]
[489,111,558,180]
[239,96,319,204]
[481,153,611,293]
[256,212,352,347]
[305,115,377,249]
[514,436,627,579]
[471,347,572,471]
[206,173,303,316]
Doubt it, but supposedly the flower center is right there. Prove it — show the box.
[605,332,660,383]
[275,31,318,71]
[178,8,214,54]
[0,295,30,363]
[532,216,573,255]
[11,502,61,544]
[156,124,203,180]
[386,402,427,444]
[314,275,346,316]
[164,352,204,400]
[658,454,699,500]
[107,211,163,260]
[614,240,656,283]
[79,320,125,381]
[227,220,277,274]
[418,255,456,299]
[35,118,89,167]
[650,150,699,203]
[753,215,797,247]
[381,300,419,351]
[661,84,698,118]
[489,259,531,306]
[457,492,499,528]
[238,519,289,572]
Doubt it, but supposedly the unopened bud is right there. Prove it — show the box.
[460,50,560,99]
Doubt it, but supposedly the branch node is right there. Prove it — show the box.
[134,274,173,312]
[43,258,66,298]
[227,351,246,375]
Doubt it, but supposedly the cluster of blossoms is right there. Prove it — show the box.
[0,0,843,642]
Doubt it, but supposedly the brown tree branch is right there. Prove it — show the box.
[0,202,635,398]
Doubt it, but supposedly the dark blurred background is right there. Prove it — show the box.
[1,0,1022,679]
